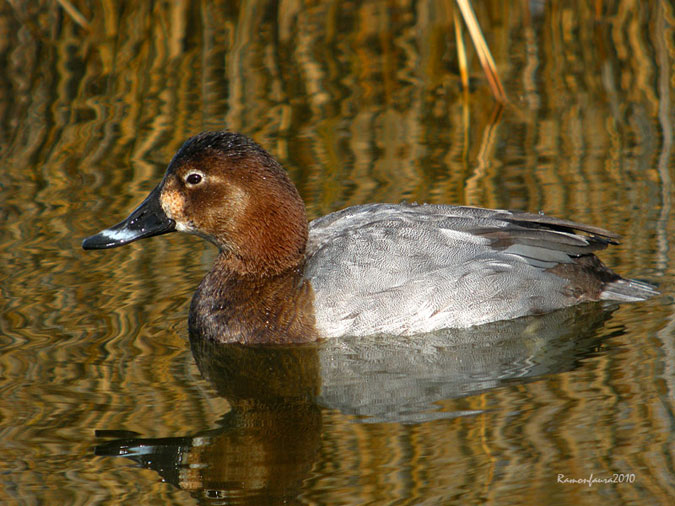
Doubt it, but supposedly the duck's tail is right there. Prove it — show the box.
[600,278,659,302]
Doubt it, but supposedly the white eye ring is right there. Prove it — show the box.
[185,171,204,186]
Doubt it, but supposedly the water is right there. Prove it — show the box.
[0,1,673,504]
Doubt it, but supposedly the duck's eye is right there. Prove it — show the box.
[186,173,203,185]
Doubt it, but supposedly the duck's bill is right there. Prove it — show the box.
[82,186,176,250]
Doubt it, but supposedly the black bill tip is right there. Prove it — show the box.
[82,185,176,250]
[81,220,174,249]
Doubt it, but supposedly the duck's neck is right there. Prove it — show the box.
[188,254,318,344]
[222,184,309,277]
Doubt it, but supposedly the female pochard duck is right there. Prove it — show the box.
[83,131,656,344]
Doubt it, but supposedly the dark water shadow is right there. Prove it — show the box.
[93,303,618,504]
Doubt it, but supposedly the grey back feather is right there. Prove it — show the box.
[304,203,630,337]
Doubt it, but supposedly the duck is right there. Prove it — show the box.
[82,130,657,344]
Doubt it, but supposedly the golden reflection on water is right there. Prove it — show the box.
[0,0,673,504]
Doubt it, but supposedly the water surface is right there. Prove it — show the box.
[0,1,673,504]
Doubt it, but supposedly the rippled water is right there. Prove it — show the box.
[0,1,673,504]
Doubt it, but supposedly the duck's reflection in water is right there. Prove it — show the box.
[94,304,616,503]
[96,340,322,503]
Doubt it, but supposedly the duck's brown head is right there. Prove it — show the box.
[83,131,308,276]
